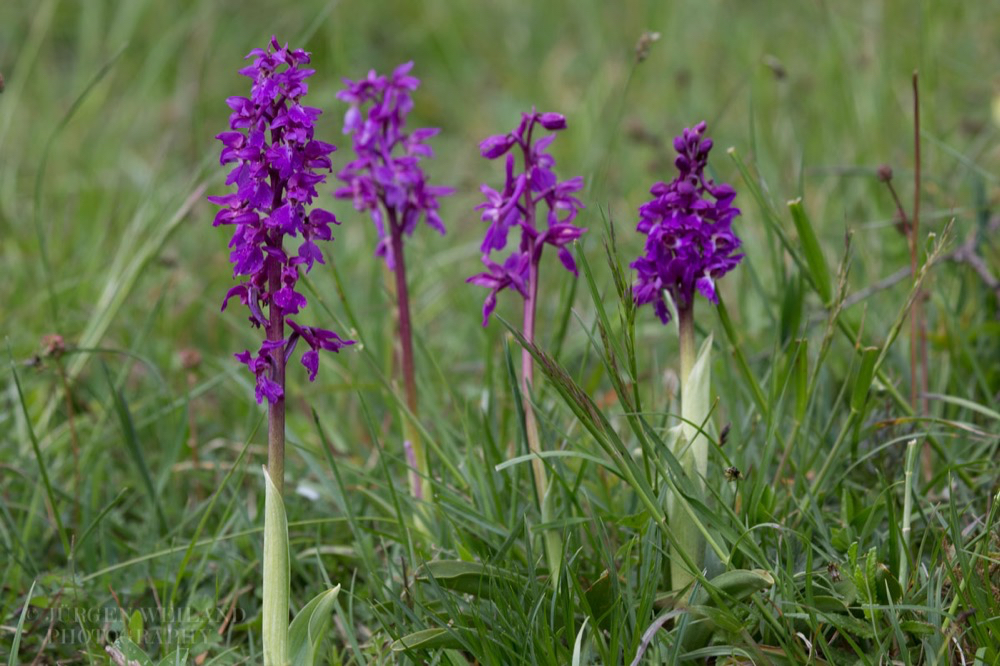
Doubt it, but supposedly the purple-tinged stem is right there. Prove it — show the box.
[387,207,429,502]
[266,178,286,497]
[387,208,418,415]
[911,72,931,481]
[519,136,562,586]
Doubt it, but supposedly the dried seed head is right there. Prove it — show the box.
[761,54,786,80]
[877,164,893,182]
[178,347,202,370]
[635,31,661,63]
[719,422,731,447]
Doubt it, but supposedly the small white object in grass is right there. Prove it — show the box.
[296,483,320,501]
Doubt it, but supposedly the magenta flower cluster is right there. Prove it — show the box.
[209,37,352,404]
[467,110,586,326]
[631,121,743,324]
[334,62,453,269]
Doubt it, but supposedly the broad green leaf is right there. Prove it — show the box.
[680,569,775,650]
[263,467,290,666]
[289,585,341,666]
[415,560,526,602]
[810,595,848,613]
[671,334,713,592]
[690,569,775,607]
[391,627,467,652]
[681,333,713,480]
[899,620,937,636]
[107,637,155,666]
[128,609,144,645]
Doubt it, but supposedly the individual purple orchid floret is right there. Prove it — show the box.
[209,37,353,404]
[631,121,742,324]
[334,62,453,269]
[468,109,586,325]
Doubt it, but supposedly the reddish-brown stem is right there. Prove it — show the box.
[913,74,928,414]
[387,208,418,415]
[386,206,430,503]
[266,175,286,496]
[911,72,931,479]
[883,179,910,234]
[909,73,920,413]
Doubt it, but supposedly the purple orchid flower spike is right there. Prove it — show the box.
[335,62,451,504]
[209,37,353,409]
[631,121,743,594]
[467,109,586,325]
[334,61,453,270]
[209,36,355,506]
[467,108,586,588]
[209,38,356,664]
[631,121,743,324]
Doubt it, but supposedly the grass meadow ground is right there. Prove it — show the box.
[1,0,999,663]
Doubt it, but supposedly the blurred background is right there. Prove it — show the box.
[2,0,997,367]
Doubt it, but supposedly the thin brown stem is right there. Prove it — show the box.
[882,179,910,234]
[266,257,286,497]
[386,207,428,502]
[387,208,419,415]
[912,71,931,479]
[266,174,286,496]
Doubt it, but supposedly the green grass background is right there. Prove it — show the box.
[1,0,998,663]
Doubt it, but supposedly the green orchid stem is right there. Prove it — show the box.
[672,301,705,595]
[522,247,562,588]
[679,303,696,392]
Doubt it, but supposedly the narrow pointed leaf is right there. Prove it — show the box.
[788,198,832,305]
